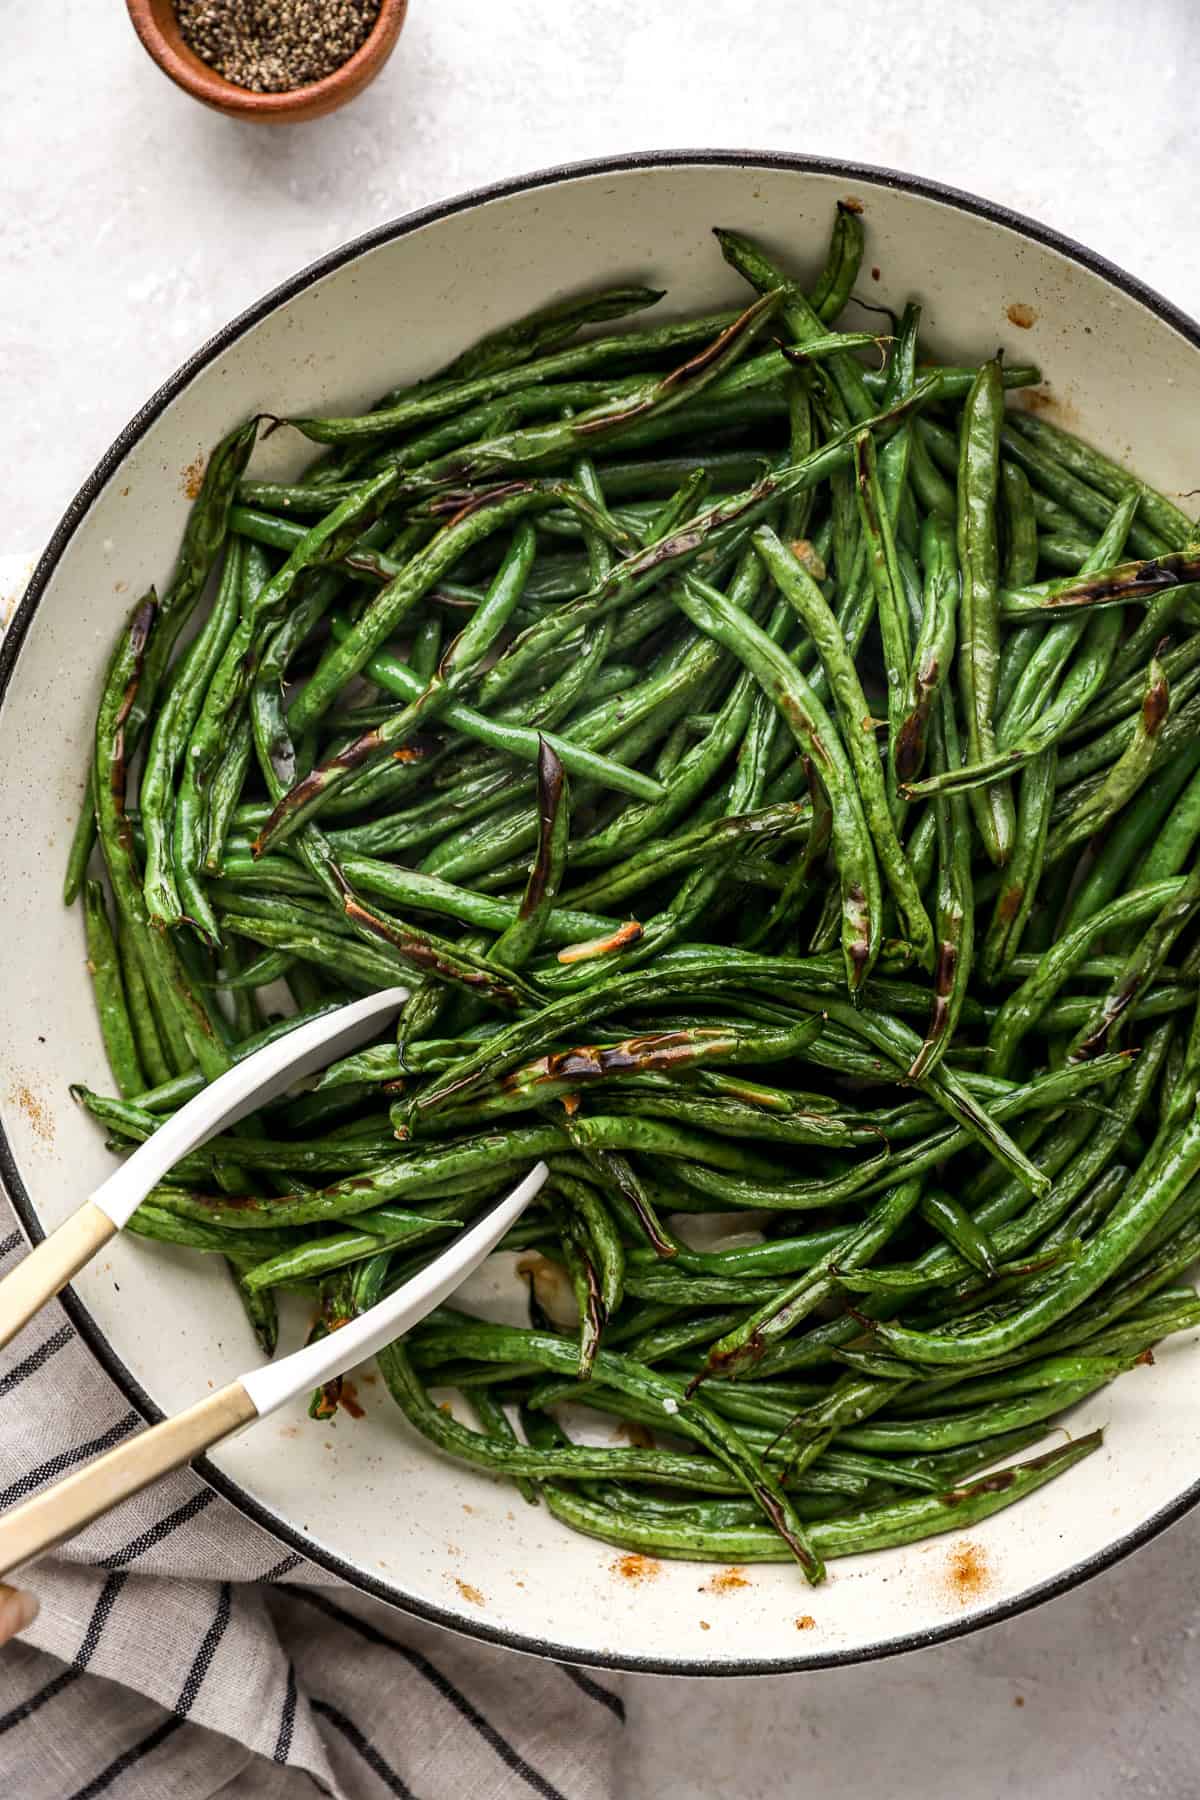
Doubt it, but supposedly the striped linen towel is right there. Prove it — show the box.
[0,557,624,1800]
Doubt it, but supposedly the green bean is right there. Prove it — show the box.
[716,226,874,423]
[431,284,668,385]
[565,800,809,912]
[1043,652,1171,868]
[73,1088,394,1174]
[849,1053,1133,1205]
[1124,760,1200,907]
[288,521,669,773]
[894,515,958,786]
[242,1204,462,1291]
[120,1008,343,1129]
[550,1168,625,1317]
[1061,742,1200,932]
[125,1199,299,1261]
[285,309,757,444]
[906,416,953,524]
[672,573,882,989]
[997,493,1138,751]
[257,524,540,848]
[392,1322,823,1575]
[694,1179,925,1383]
[871,1109,1200,1369]
[202,717,255,875]
[93,596,230,1080]
[114,911,173,1089]
[919,1189,998,1276]
[1002,459,1040,582]
[754,524,933,967]
[1067,861,1200,1061]
[854,429,912,766]
[1071,637,1200,745]
[63,418,260,907]
[585,1088,877,1153]
[431,1017,826,1129]
[83,880,145,1099]
[1000,422,1171,561]
[162,1115,776,1231]
[957,360,1014,864]
[476,375,940,710]
[141,539,245,926]
[837,1372,1116,1451]
[187,472,403,819]
[539,589,777,892]
[391,1335,783,1492]
[487,740,569,970]
[219,910,402,991]
[1005,411,1194,549]
[171,733,221,949]
[408,292,788,488]
[1002,548,1200,620]
[808,202,866,323]
[266,892,538,1012]
[533,1430,1101,1561]
[988,879,1184,1075]
[877,301,922,532]
[979,748,1056,982]
[910,697,974,1076]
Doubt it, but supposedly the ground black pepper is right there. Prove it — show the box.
[174,0,382,94]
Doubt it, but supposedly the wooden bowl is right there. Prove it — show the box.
[126,0,408,122]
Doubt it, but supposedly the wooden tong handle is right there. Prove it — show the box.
[0,1203,116,1354]
[0,1380,257,1580]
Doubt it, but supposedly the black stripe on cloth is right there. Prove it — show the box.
[0,1411,141,1511]
[288,1589,571,1800]
[273,1660,297,1764]
[0,1571,128,1736]
[65,1717,184,1800]
[174,1581,232,1716]
[97,1488,217,1570]
[262,1551,303,1583]
[311,1697,419,1800]
[0,1231,22,1261]
[0,1323,72,1400]
[74,1572,128,1667]
[0,1667,80,1737]
[556,1664,625,1723]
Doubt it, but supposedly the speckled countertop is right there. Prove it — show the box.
[5,3,1200,1794]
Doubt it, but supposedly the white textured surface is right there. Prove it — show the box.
[4,0,1200,553]
[5,2,1200,1794]
[623,1515,1200,1800]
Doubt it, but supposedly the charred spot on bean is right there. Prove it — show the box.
[557,921,644,964]
[1142,679,1170,734]
[995,885,1024,926]
[440,481,535,527]
[893,712,927,785]
[752,1483,819,1574]
[942,1469,1017,1505]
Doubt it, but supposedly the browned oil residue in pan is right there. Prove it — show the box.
[702,1567,750,1595]
[940,1538,995,1604]
[181,454,207,499]
[611,1553,660,1584]
[11,1081,53,1144]
[339,1379,366,1420]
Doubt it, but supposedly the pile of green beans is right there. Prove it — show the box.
[67,206,1200,1584]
